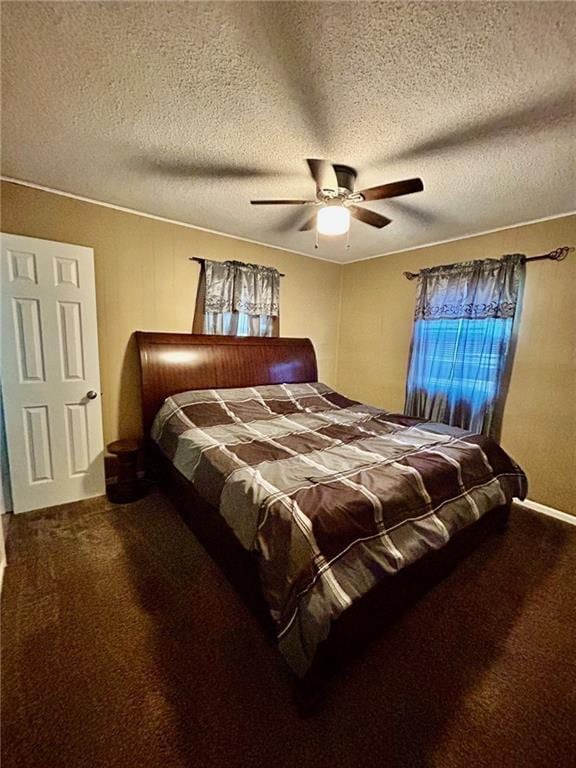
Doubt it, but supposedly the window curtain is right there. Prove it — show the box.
[193,259,280,336]
[404,254,525,438]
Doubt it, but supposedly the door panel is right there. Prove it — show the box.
[23,405,54,482]
[1,234,105,513]
[8,249,38,284]
[65,402,90,475]
[13,297,46,381]
[58,301,85,380]
[54,257,79,288]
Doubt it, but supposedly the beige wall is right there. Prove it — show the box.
[2,180,574,513]
[337,215,576,514]
[0,181,343,445]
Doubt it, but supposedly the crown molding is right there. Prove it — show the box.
[2,175,574,265]
[0,176,336,264]
[348,210,576,264]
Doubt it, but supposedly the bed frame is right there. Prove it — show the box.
[135,331,510,704]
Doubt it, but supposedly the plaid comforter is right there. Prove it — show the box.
[152,382,527,674]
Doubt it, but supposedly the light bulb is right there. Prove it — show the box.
[316,205,350,236]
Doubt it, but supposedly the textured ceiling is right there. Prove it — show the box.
[2,1,575,263]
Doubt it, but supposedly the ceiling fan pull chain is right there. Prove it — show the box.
[346,227,351,249]
[315,228,319,249]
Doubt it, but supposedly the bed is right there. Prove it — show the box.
[136,332,527,683]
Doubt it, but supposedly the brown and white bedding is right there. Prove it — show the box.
[152,382,527,674]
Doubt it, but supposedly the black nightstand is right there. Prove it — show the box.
[106,439,146,503]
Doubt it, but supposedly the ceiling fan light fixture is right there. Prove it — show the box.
[316,205,350,236]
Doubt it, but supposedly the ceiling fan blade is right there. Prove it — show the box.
[358,178,424,202]
[250,199,316,205]
[299,214,317,231]
[306,159,338,192]
[349,206,392,229]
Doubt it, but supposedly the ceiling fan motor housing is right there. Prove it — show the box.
[250,158,423,231]
[332,164,357,196]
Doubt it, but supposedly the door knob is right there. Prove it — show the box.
[86,390,98,400]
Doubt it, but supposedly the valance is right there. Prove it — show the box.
[414,254,524,321]
[204,260,280,317]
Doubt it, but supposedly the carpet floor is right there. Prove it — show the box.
[1,489,575,768]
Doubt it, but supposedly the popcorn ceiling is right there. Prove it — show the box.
[2,1,574,262]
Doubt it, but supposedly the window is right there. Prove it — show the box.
[404,255,524,437]
[203,310,277,337]
[406,317,514,432]
[192,259,280,337]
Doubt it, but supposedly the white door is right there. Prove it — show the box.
[1,234,105,513]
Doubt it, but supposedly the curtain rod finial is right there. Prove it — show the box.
[552,246,574,262]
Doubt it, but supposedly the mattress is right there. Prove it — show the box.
[152,381,527,674]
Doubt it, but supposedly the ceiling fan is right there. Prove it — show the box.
[250,159,424,238]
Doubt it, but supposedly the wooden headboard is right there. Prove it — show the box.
[135,332,318,436]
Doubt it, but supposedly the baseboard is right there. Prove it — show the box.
[514,498,576,526]
[0,514,6,593]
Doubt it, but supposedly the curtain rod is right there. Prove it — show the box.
[190,256,285,277]
[402,246,574,281]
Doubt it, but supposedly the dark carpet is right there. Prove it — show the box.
[2,489,575,768]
